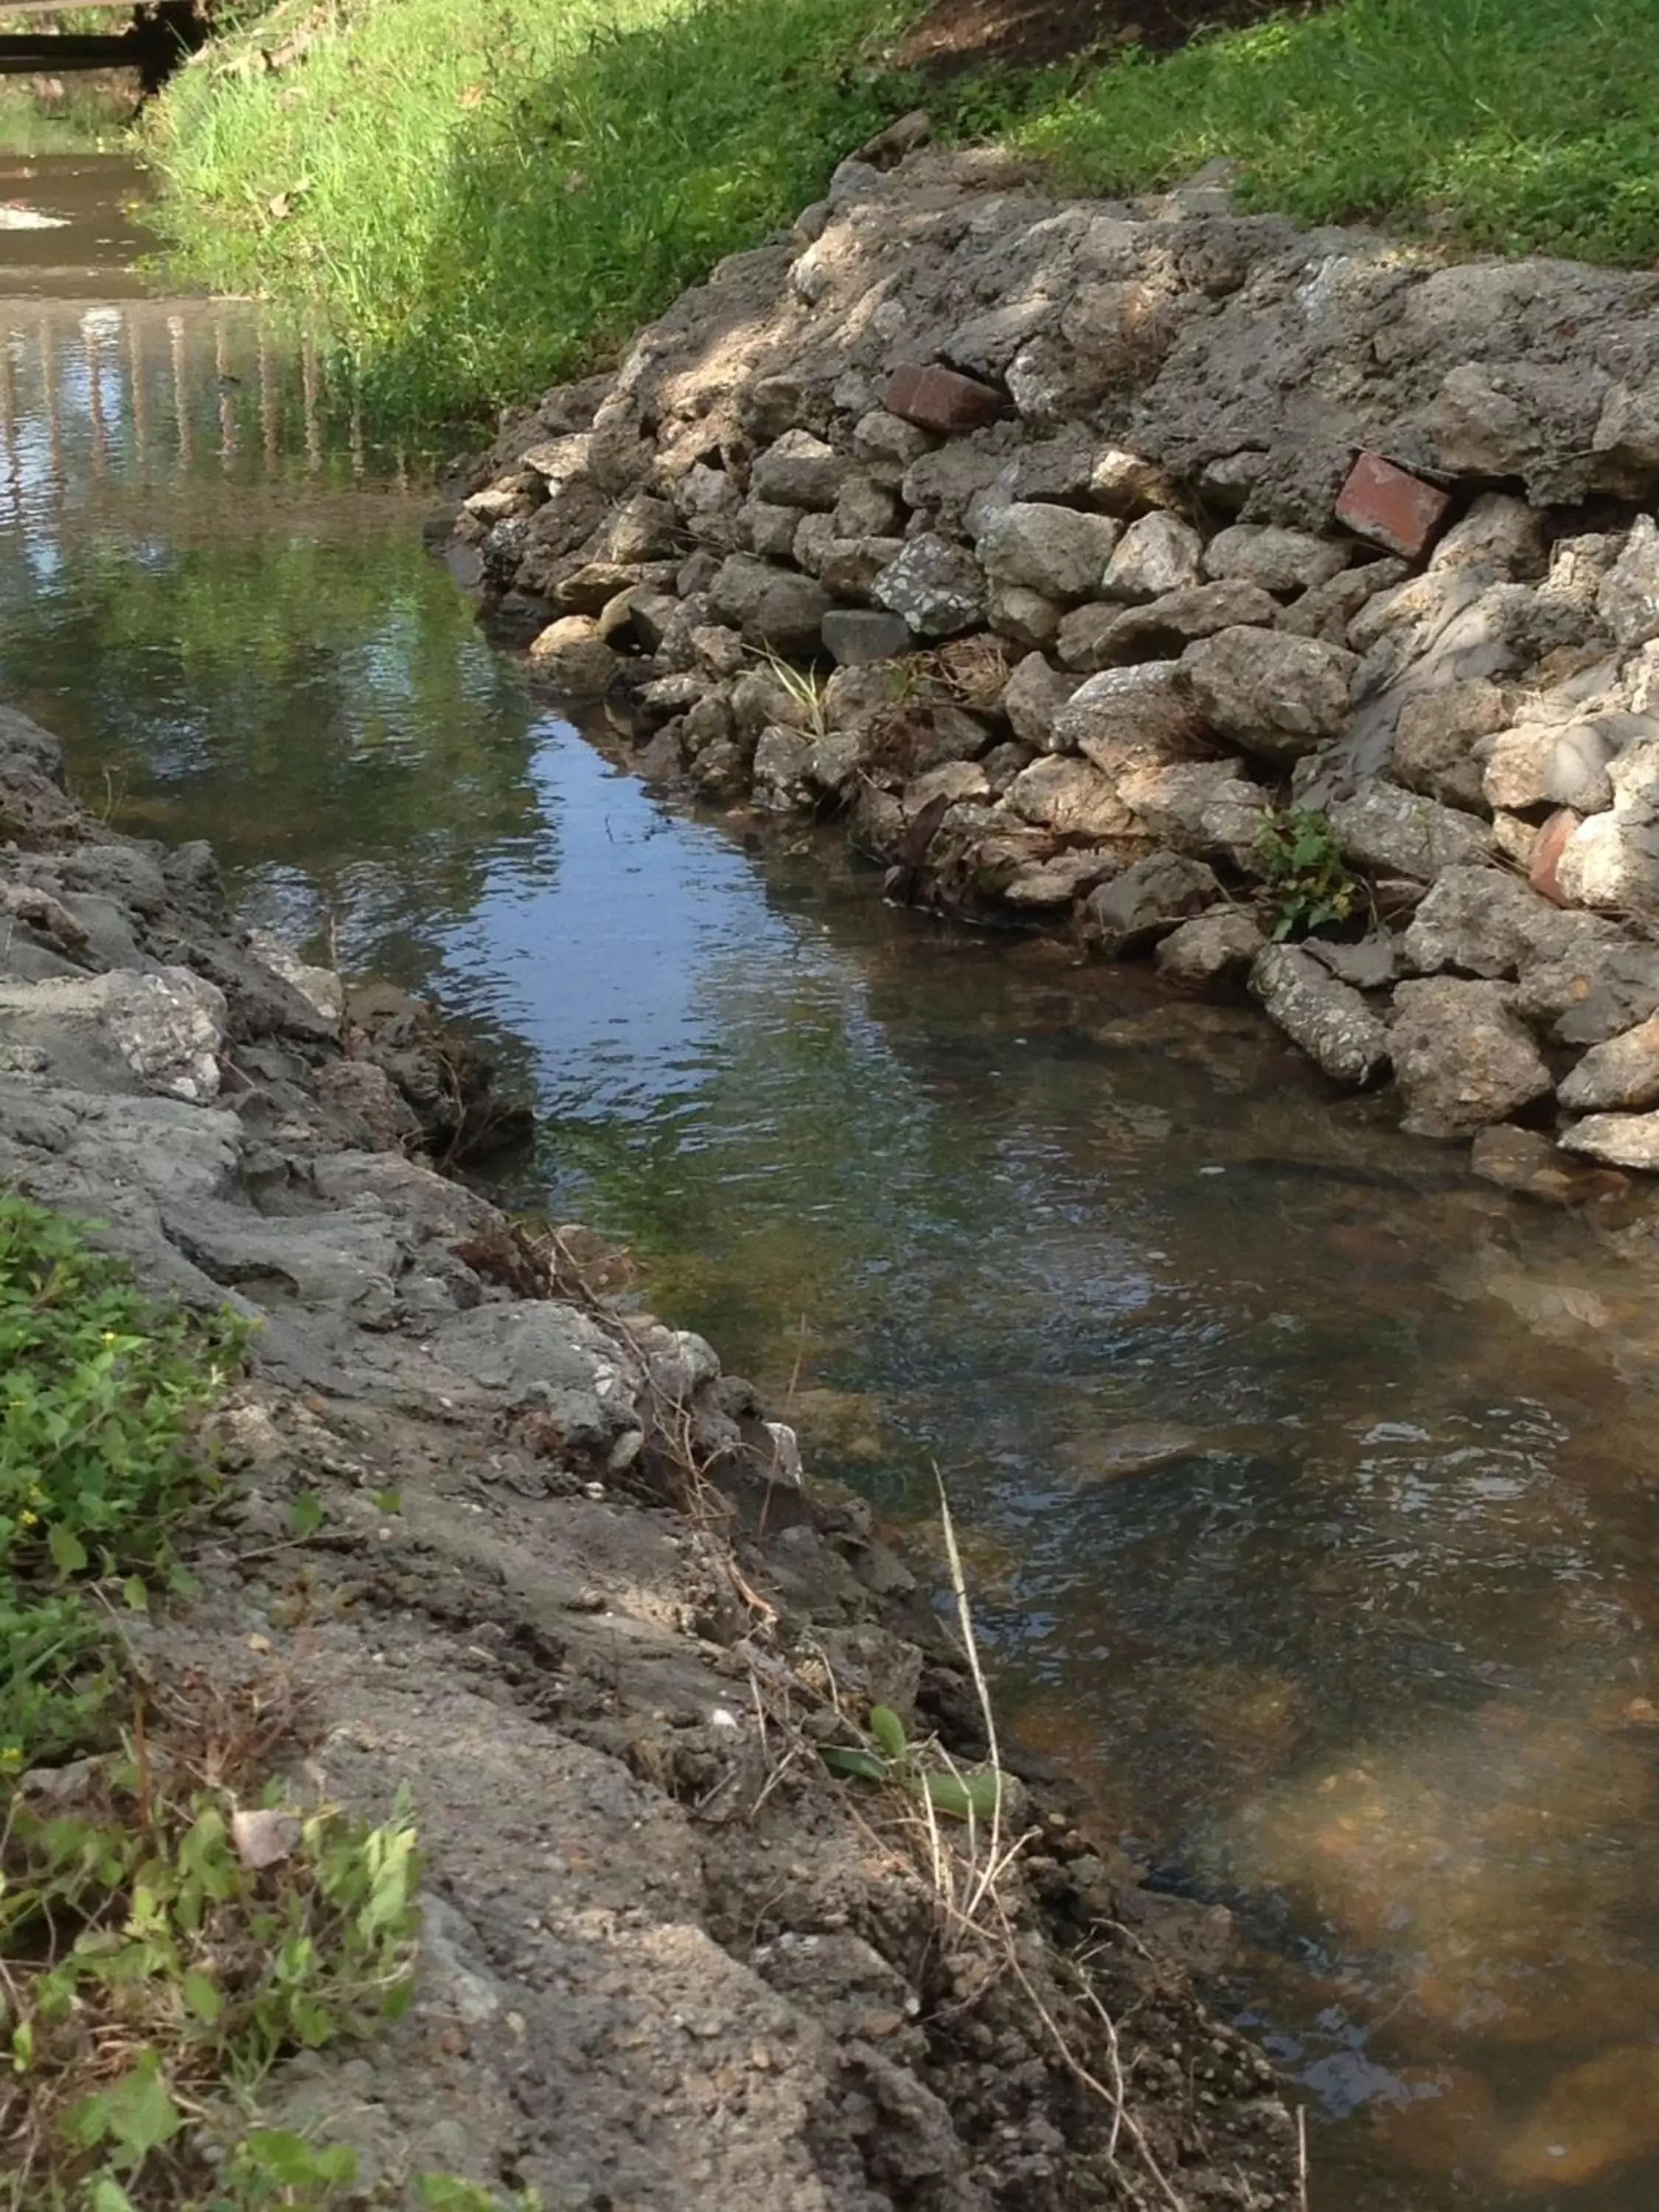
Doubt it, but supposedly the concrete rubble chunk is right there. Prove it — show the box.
[1100,512,1205,603]
[1427,493,1547,577]
[1203,525,1348,597]
[1005,755,1135,838]
[1558,1014,1659,1112]
[1118,759,1270,871]
[1553,810,1659,922]
[1515,939,1659,1046]
[1155,908,1265,987]
[1180,627,1357,763]
[1598,515,1659,648]
[1390,977,1554,1138]
[821,608,912,667]
[975,501,1122,602]
[704,556,832,656]
[851,407,933,486]
[1481,712,1654,818]
[1249,944,1391,1087]
[871,533,989,639]
[885,362,1003,435]
[1088,446,1176,515]
[1392,679,1512,810]
[1001,653,1082,751]
[1402,863,1616,980]
[1559,1112,1659,1172]
[1061,581,1277,672]
[1335,453,1451,559]
[1279,558,1410,644]
[987,581,1065,648]
[1327,781,1492,881]
[1050,661,1211,768]
[1085,853,1221,953]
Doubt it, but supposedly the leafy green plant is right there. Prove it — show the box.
[1255,807,1363,941]
[1,1750,420,2211]
[0,1194,253,1768]
[821,1703,1009,1823]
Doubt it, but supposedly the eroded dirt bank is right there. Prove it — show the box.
[0,703,1298,2207]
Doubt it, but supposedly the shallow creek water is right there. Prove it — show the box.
[10,147,1659,2212]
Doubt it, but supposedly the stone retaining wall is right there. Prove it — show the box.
[451,133,1659,1192]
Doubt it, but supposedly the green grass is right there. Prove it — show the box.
[0,1192,251,1768]
[1009,0,1659,265]
[142,0,1659,437]
[142,0,923,429]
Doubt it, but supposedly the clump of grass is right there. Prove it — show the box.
[1006,0,1659,265]
[142,0,925,430]
[0,1192,251,1770]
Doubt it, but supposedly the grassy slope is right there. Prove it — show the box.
[143,0,921,427]
[142,0,1659,433]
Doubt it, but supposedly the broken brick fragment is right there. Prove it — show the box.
[1335,452,1452,559]
[885,363,1002,435]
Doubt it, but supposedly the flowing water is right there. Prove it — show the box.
[10,145,1659,2212]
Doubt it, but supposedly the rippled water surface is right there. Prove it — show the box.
[9,150,1659,2212]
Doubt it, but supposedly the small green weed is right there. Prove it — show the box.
[1255,807,1362,940]
[1,1193,252,1770]
[821,1703,1009,1823]
[1,1744,420,2209]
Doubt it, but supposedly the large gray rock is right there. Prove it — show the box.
[1427,493,1546,577]
[1004,756,1134,838]
[1050,661,1211,770]
[821,608,912,666]
[1279,558,1409,644]
[1001,653,1082,749]
[975,501,1121,602]
[1514,939,1659,1046]
[1598,515,1659,647]
[0,967,227,1102]
[750,429,847,510]
[1182,627,1358,764]
[1062,582,1277,671]
[1326,781,1492,881]
[872,534,988,639]
[1249,945,1390,1086]
[1202,525,1347,597]
[987,582,1065,649]
[1552,810,1659,921]
[706,556,832,655]
[1084,853,1220,953]
[1389,978,1553,1137]
[1403,864,1617,979]
[1559,1014,1659,1110]
[1391,680,1513,810]
[1099,512,1204,602]
[1479,712,1649,816]
[1559,1112,1659,1172]
[1118,760,1270,871]
[1155,908,1265,987]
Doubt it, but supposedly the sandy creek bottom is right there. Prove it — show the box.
[7,156,1659,2211]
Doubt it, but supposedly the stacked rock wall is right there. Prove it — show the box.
[450,136,1659,1183]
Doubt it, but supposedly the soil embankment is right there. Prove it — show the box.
[0,702,1298,2205]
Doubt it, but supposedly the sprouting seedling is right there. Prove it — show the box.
[820,1703,1007,1823]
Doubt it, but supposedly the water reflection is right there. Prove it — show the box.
[8,149,1659,2212]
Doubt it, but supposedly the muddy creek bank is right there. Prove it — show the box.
[7,151,1659,2209]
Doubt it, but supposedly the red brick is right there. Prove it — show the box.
[1529,807,1582,906]
[885,363,1003,437]
[1335,452,1452,560]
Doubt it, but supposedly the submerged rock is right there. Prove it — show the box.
[1390,978,1553,1138]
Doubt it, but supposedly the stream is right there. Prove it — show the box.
[9,142,1659,2212]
